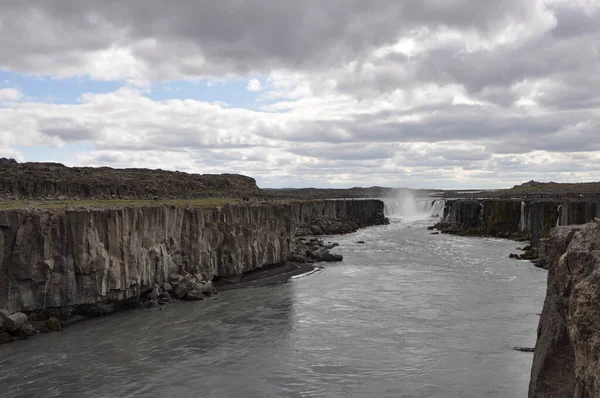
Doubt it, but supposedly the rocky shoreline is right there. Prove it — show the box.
[0,200,370,345]
[0,259,326,345]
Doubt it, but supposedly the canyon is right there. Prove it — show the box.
[2,158,600,396]
[0,199,387,331]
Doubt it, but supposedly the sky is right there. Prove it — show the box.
[0,0,599,189]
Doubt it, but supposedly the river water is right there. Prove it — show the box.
[0,205,547,398]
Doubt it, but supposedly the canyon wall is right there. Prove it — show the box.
[0,199,386,314]
[529,222,600,398]
[441,199,600,246]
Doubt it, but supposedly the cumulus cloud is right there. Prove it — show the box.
[0,88,21,101]
[0,0,599,188]
[247,79,263,92]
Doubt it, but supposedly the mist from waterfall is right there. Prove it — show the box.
[383,192,445,221]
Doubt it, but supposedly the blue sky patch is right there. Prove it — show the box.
[0,69,121,104]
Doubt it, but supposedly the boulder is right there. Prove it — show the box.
[159,292,171,301]
[194,273,204,282]
[1,312,28,332]
[21,324,35,337]
[321,252,343,262]
[174,275,197,299]
[309,248,343,262]
[46,317,62,332]
[185,291,207,301]
[309,224,323,235]
[148,285,160,301]
[513,347,534,353]
[162,282,173,292]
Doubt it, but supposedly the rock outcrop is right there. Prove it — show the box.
[0,199,386,315]
[0,159,262,200]
[529,222,600,397]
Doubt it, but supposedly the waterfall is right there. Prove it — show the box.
[430,200,445,218]
[519,201,526,231]
[383,196,445,219]
[556,205,562,227]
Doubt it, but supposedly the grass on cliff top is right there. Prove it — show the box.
[0,198,241,210]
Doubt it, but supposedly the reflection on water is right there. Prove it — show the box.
[0,217,546,398]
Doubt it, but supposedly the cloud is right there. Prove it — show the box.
[0,1,599,188]
[247,79,263,92]
[0,0,557,81]
[0,88,21,101]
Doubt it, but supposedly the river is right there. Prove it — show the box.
[0,203,547,397]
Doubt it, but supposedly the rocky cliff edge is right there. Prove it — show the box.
[529,222,600,397]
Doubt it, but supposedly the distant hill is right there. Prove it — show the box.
[264,186,441,199]
[446,180,600,199]
[0,158,261,200]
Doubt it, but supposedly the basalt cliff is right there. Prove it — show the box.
[436,199,599,249]
[529,222,600,397]
[0,199,387,315]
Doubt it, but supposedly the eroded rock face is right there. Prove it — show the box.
[0,200,386,313]
[293,200,388,236]
[529,223,600,398]
[438,199,599,247]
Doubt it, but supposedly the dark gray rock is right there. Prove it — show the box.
[159,292,171,301]
[0,311,28,332]
[513,347,534,353]
[148,285,160,301]
[529,223,600,398]
[185,291,207,301]
[0,332,12,345]
[309,224,323,235]
[174,275,197,299]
